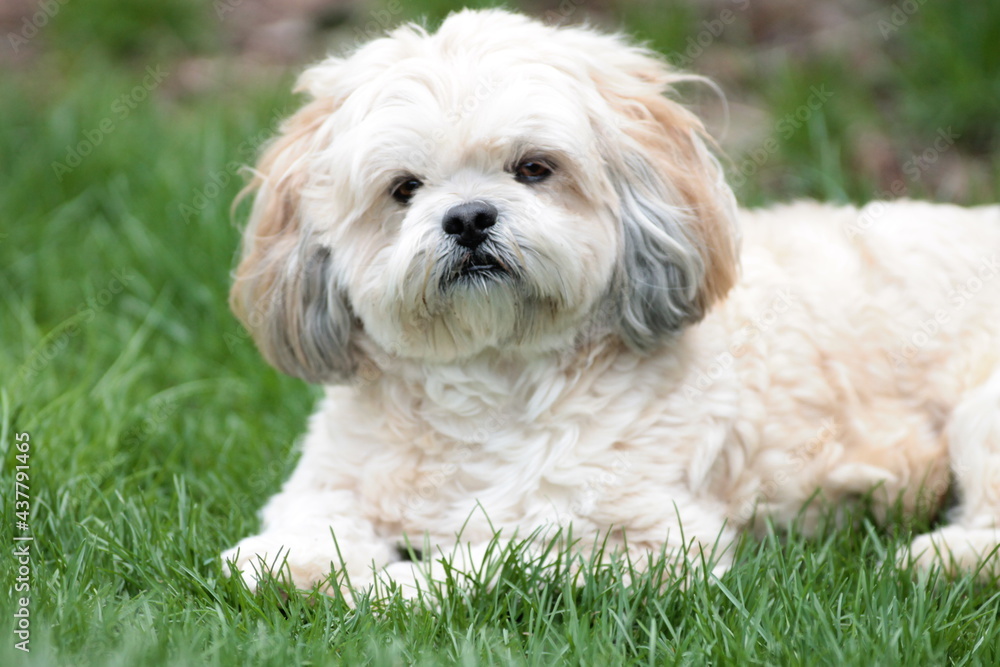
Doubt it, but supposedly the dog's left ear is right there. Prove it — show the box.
[584,38,740,351]
[230,92,359,384]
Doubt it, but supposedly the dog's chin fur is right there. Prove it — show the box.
[222,9,1000,596]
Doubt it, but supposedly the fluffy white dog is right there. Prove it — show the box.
[222,9,1000,595]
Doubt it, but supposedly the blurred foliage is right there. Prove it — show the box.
[7,0,1000,205]
[888,0,1000,156]
[46,0,216,59]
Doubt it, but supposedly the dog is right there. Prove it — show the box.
[221,9,1000,596]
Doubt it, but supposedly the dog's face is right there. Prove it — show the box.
[231,10,740,382]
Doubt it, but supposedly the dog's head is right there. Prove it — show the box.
[231,9,739,383]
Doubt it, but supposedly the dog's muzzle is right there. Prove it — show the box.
[439,201,513,285]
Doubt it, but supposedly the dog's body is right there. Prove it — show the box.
[222,10,1000,594]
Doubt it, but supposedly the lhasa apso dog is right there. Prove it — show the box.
[222,9,1000,595]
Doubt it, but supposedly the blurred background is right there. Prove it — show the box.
[3,0,998,206]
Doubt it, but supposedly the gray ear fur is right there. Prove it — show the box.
[257,245,356,384]
[230,96,361,385]
[613,155,709,352]
[580,32,740,353]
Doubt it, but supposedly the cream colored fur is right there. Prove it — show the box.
[222,10,1000,596]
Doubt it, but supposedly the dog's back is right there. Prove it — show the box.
[718,201,1000,533]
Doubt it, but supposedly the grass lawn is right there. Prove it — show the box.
[2,0,1000,664]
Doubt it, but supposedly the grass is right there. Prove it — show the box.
[2,0,1000,664]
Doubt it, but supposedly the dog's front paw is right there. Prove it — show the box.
[376,561,431,599]
[221,533,341,593]
[898,526,1000,578]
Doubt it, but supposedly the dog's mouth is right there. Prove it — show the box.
[447,251,511,284]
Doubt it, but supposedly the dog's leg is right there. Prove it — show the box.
[376,540,504,600]
[220,412,400,597]
[221,487,397,596]
[904,367,1000,576]
[622,499,739,583]
[379,491,737,597]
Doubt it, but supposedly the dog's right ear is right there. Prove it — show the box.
[579,35,740,352]
[230,94,358,384]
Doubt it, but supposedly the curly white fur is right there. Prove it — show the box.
[222,9,1000,596]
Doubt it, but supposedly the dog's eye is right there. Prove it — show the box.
[513,160,553,184]
[392,178,423,204]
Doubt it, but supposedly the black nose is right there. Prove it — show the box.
[442,201,498,249]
